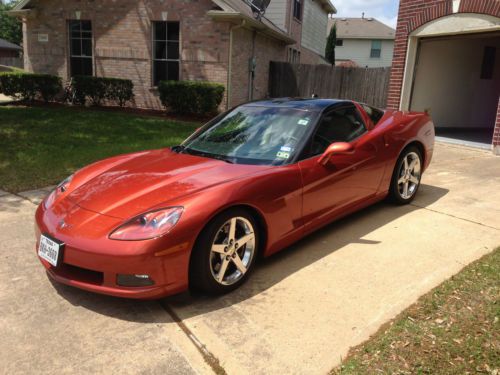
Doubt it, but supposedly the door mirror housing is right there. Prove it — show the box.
[318,142,354,166]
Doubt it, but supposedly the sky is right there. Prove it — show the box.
[332,0,399,29]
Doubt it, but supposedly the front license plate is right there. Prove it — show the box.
[38,234,63,267]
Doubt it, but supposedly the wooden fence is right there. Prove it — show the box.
[0,57,23,69]
[269,62,391,108]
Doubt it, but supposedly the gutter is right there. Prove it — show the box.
[207,11,296,44]
[5,9,37,18]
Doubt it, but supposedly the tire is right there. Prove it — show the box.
[189,208,259,294]
[388,146,423,205]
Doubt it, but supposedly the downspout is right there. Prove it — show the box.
[227,20,246,110]
[248,29,256,101]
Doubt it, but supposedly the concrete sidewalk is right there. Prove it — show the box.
[1,143,499,374]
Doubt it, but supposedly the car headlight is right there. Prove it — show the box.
[109,207,184,241]
[44,174,74,209]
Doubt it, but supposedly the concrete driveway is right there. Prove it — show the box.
[1,143,499,374]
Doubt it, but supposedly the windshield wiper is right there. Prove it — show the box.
[181,147,234,164]
[171,145,185,153]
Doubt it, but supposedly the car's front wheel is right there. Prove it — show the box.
[190,209,259,294]
[389,146,423,204]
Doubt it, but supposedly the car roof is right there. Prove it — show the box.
[244,98,353,111]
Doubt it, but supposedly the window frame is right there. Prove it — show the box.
[293,0,302,21]
[335,39,344,47]
[68,20,94,77]
[152,21,181,87]
[370,40,382,59]
[299,104,368,161]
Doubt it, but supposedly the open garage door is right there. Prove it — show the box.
[410,32,500,149]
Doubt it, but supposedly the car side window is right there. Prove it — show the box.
[308,105,366,157]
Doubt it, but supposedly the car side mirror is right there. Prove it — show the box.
[318,142,354,166]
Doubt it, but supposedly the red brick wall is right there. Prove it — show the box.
[494,97,500,153]
[389,0,500,152]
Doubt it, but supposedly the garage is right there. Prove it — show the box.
[410,32,500,149]
[387,3,500,155]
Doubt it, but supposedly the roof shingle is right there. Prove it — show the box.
[328,17,395,40]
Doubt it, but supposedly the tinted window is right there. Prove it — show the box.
[361,104,384,125]
[153,21,180,86]
[69,20,93,77]
[309,106,366,156]
[182,105,316,165]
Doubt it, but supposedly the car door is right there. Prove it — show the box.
[298,104,386,232]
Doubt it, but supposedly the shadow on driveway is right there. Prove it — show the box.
[44,184,449,320]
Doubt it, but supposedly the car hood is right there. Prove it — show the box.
[67,148,268,219]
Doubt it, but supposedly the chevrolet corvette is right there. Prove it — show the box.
[35,98,434,299]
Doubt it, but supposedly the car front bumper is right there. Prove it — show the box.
[35,201,192,299]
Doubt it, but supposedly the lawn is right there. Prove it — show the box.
[332,247,500,375]
[0,106,200,192]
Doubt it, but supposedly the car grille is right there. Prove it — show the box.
[51,263,104,285]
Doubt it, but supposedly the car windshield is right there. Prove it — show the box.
[181,105,316,165]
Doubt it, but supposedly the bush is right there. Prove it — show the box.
[106,78,134,107]
[0,72,62,102]
[158,80,225,115]
[71,76,134,106]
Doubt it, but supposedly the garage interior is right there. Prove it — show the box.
[410,32,500,149]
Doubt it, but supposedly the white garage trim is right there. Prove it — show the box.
[400,13,500,111]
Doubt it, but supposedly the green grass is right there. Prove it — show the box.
[0,106,200,192]
[332,247,500,375]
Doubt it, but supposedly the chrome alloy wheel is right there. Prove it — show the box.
[398,151,421,200]
[209,217,256,286]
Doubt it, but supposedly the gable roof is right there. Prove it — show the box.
[328,17,395,40]
[0,38,22,51]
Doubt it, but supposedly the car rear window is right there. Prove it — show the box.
[361,104,384,126]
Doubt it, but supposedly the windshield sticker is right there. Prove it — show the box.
[280,146,292,152]
[276,151,290,159]
[298,118,310,126]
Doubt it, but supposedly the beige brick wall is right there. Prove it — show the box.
[230,28,287,107]
[24,0,231,109]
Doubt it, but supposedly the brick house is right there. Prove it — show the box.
[388,0,500,155]
[10,0,336,110]
[0,38,22,58]
[328,17,395,68]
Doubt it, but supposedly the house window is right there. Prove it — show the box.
[370,40,381,58]
[293,0,302,21]
[69,20,93,76]
[336,39,344,47]
[152,21,180,86]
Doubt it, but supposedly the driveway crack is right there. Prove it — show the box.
[159,300,227,375]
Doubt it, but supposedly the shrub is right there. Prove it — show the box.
[106,78,134,107]
[72,75,107,106]
[71,76,134,106]
[158,80,225,115]
[36,75,62,102]
[0,72,62,102]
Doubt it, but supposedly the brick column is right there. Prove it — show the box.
[493,97,500,155]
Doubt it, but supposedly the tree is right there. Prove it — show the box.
[325,22,337,67]
[0,1,22,46]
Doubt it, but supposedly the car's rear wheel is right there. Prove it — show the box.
[190,209,259,294]
[389,146,422,204]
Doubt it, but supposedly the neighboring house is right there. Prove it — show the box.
[387,0,500,155]
[9,0,335,110]
[327,17,395,68]
[0,38,22,58]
